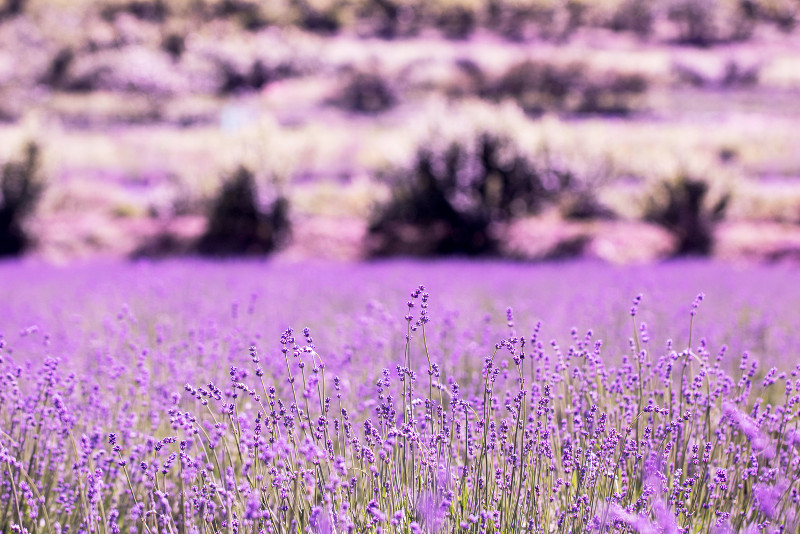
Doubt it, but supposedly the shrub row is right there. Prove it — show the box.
[368,130,732,258]
[483,60,649,116]
[328,60,650,117]
[15,0,796,43]
[37,54,649,121]
[0,137,738,260]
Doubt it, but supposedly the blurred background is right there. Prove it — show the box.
[1,0,800,264]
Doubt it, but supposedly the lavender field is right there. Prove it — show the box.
[2,259,800,533]
[3,0,800,532]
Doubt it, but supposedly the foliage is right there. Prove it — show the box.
[353,0,424,38]
[161,33,186,60]
[40,48,75,89]
[644,174,730,256]
[434,3,478,39]
[10,0,800,41]
[196,166,290,256]
[331,68,398,114]
[292,0,343,33]
[0,142,44,256]
[667,0,759,46]
[100,0,169,22]
[486,60,649,115]
[211,0,270,30]
[0,0,25,18]
[486,0,561,41]
[368,131,570,256]
[608,0,654,38]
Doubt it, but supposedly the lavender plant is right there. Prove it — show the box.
[1,277,799,534]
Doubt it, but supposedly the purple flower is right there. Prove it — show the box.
[652,499,678,534]
[609,503,659,534]
[690,293,704,316]
[417,492,445,533]
[753,481,787,519]
[243,492,262,520]
[722,401,769,451]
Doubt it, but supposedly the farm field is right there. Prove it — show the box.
[2,259,800,533]
[2,0,800,532]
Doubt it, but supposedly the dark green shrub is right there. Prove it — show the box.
[161,33,186,60]
[0,142,44,257]
[356,0,422,38]
[100,0,169,22]
[667,0,758,45]
[667,0,719,45]
[436,5,477,39]
[758,2,796,32]
[367,132,569,257]
[213,0,269,30]
[485,0,559,41]
[1,0,25,17]
[217,58,296,94]
[576,71,649,114]
[609,0,654,38]
[196,167,290,256]
[486,60,583,113]
[721,59,760,87]
[292,0,341,34]
[487,60,648,115]
[643,175,729,256]
[40,48,75,88]
[331,68,397,114]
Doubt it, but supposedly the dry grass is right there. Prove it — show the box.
[0,0,798,261]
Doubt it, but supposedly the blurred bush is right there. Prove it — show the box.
[721,59,760,87]
[486,59,649,115]
[0,0,25,18]
[643,174,730,255]
[100,0,169,22]
[196,166,290,256]
[756,0,797,32]
[354,0,424,38]
[667,0,758,45]
[608,0,654,38]
[486,0,559,41]
[576,71,649,114]
[161,33,186,59]
[0,142,44,256]
[487,60,582,111]
[217,58,282,93]
[211,0,270,30]
[330,67,398,114]
[292,0,343,33]
[433,0,479,39]
[40,47,75,89]
[203,34,316,94]
[367,130,570,256]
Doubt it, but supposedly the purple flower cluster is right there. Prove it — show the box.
[0,260,799,533]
